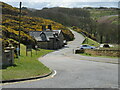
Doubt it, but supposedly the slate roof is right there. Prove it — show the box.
[29,30,61,42]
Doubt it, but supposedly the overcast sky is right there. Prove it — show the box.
[1,0,119,9]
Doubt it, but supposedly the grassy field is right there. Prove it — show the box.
[89,9,118,19]
[2,44,53,81]
[82,37,100,47]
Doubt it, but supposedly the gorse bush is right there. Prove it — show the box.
[72,26,97,41]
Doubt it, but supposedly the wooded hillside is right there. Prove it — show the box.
[25,7,93,31]
[25,7,119,44]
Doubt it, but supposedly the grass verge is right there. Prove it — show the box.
[82,37,100,47]
[2,44,54,81]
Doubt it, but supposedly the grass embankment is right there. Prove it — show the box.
[2,44,53,81]
[82,37,100,47]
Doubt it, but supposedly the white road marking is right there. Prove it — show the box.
[51,70,57,77]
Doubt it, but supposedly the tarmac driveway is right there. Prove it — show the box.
[2,29,118,88]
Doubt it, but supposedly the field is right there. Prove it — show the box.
[89,9,118,19]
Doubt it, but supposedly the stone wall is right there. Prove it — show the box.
[2,47,14,68]
[37,41,48,49]
[75,49,120,57]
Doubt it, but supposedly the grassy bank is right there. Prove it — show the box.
[2,44,53,81]
[82,37,100,47]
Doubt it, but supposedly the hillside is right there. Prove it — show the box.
[1,2,74,47]
[96,15,119,44]
[24,7,119,43]
[97,15,118,25]
[85,8,119,44]
[24,7,93,31]
[87,8,118,19]
[23,6,97,41]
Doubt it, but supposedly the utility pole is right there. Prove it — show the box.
[18,2,22,56]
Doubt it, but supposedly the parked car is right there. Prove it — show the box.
[80,44,96,49]
[100,44,113,48]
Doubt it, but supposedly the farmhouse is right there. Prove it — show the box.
[29,25,65,50]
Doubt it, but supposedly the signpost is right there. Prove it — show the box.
[18,2,22,56]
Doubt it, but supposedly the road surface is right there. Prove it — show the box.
[2,29,118,88]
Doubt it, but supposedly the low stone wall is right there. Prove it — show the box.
[75,49,120,57]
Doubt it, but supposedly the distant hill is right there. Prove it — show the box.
[87,8,118,20]
[24,7,92,30]
[1,2,74,47]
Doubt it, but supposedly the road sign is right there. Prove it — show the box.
[16,48,19,51]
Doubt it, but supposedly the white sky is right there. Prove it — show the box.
[1,0,119,2]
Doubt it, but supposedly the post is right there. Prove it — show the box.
[18,2,22,56]
[36,49,37,55]
[31,50,32,57]
[26,48,27,56]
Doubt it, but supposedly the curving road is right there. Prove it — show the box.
[2,29,118,88]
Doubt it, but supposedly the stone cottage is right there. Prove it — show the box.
[29,25,65,50]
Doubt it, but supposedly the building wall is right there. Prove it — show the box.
[37,42,48,49]
[58,32,64,48]
[48,38,54,49]
[48,38,58,50]
[36,32,64,50]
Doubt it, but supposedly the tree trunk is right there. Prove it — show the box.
[100,35,103,44]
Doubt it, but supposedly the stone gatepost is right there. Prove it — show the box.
[3,47,15,66]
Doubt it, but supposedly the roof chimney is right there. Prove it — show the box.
[42,25,46,31]
[48,25,52,31]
